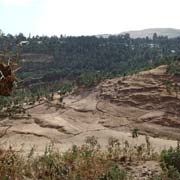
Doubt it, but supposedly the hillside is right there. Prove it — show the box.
[1,31,179,88]
[1,64,180,179]
[122,28,180,38]
[0,65,179,153]
[98,65,180,139]
[21,53,54,63]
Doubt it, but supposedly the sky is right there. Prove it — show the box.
[0,0,180,37]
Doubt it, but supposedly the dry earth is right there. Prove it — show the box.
[0,65,179,156]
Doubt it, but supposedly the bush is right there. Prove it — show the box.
[161,147,180,172]
[98,165,127,180]
[167,63,180,75]
[76,72,103,88]
[0,138,161,180]
[158,147,180,179]
[154,166,180,180]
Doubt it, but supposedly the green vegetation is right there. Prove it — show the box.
[155,146,180,180]
[167,60,180,75]
[131,128,139,138]
[168,65,180,75]
[0,136,159,180]
[76,72,105,88]
[1,32,180,179]
[161,147,180,172]
[57,82,74,95]
[2,135,180,179]
[0,31,180,100]
[1,32,180,91]
[0,135,180,179]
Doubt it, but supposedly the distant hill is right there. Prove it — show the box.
[121,28,180,39]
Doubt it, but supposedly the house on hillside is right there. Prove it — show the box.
[171,50,176,54]
[19,41,29,46]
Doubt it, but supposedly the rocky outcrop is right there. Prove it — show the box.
[97,65,180,139]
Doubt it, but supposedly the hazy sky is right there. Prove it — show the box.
[0,0,180,36]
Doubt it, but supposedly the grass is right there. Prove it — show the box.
[0,136,179,180]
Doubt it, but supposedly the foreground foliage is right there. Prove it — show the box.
[0,136,160,180]
[0,136,180,180]
[158,146,180,180]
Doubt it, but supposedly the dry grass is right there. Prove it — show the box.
[0,136,163,180]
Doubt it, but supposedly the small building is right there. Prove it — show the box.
[19,41,29,46]
[171,50,176,54]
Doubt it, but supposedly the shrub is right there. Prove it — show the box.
[161,147,180,172]
[167,63,180,75]
[154,166,180,180]
[132,128,139,138]
[0,138,161,180]
[158,146,180,180]
[98,165,127,180]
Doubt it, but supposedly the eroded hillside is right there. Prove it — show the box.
[97,65,180,139]
[0,65,179,155]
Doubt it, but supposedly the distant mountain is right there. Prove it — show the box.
[121,28,180,39]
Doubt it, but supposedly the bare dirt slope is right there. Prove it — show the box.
[0,65,179,154]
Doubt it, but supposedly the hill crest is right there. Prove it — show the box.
[121,28,180,38]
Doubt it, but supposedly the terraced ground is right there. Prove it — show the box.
[0,65,179,155]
